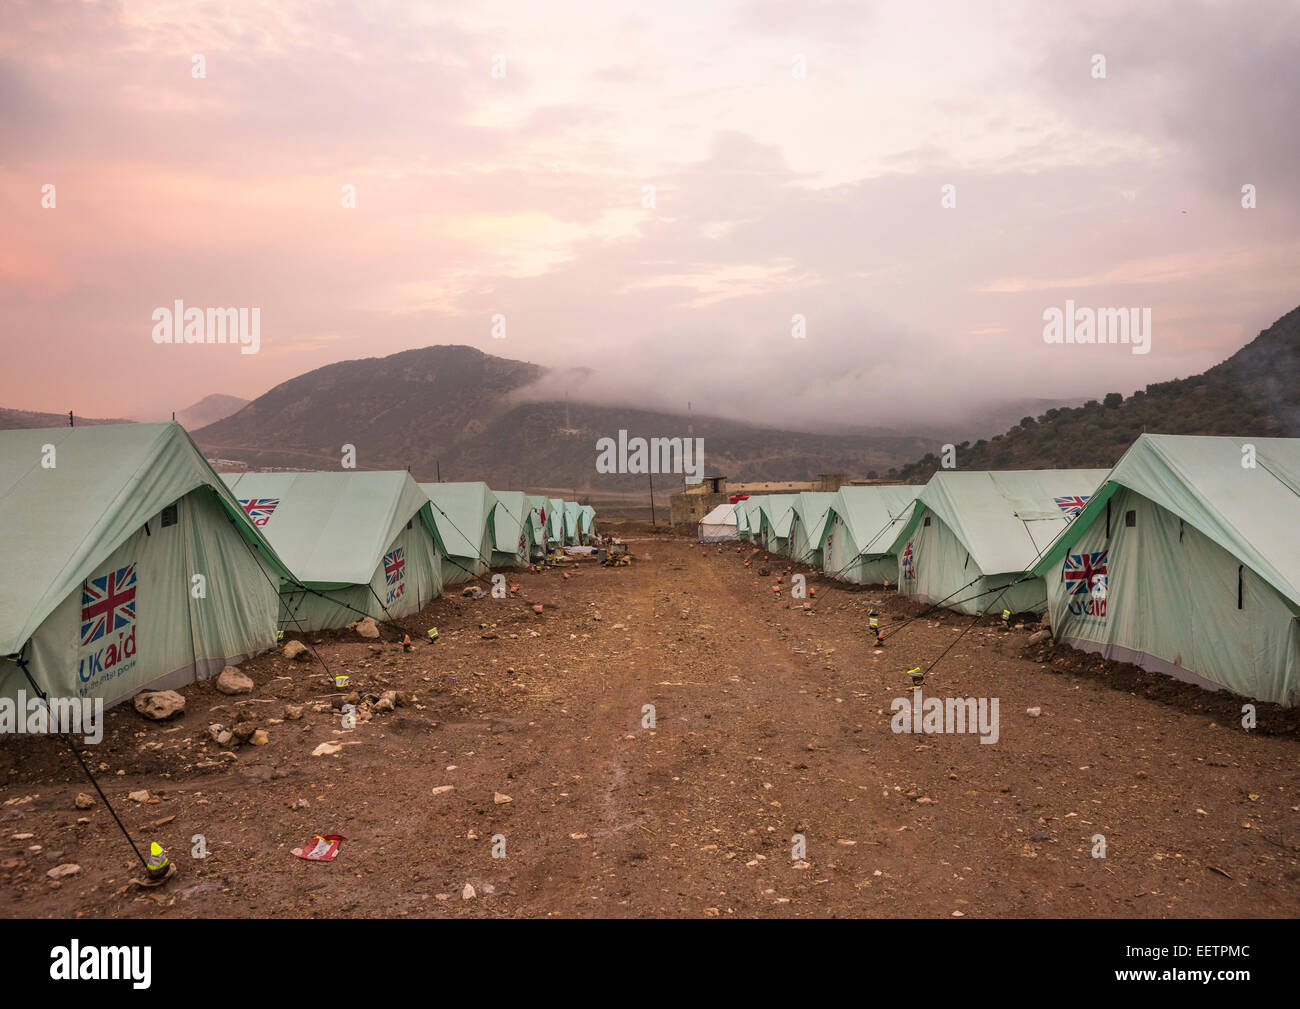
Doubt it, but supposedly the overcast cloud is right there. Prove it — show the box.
[0,0,1296,433]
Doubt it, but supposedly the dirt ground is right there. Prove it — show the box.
[3,527,1299,918]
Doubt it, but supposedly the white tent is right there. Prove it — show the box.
[698,503,738,541]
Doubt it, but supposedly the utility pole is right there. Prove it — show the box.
[68,410,74,428]
[436,459,441,482]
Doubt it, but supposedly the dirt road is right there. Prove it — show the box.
[3,536,1298,917]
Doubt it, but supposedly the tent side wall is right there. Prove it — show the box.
[489,494,532,568]
[788,515,822,567]
[439,515,494,584]
[3,487,280,709]
[1045,487,1300,706]
[823,512,862,581]
[823,512,903,585]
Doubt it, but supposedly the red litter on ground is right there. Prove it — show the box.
[292,834,345,861]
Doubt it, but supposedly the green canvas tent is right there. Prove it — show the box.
[224,470,443,631]
[819,485,919,584]
[489,490,534,568]
[754,494,798,554]
[578,504,597,541]
[0,423,291,709]
[740,497,765,542]
[422,481,497,585]
[733,499,751,538]
[787,492,836,567]
[887,469,1109,615]
[547,497,566,546]
[563,501,581,545]
[526,494,552,554]
[1030,435,1300,706]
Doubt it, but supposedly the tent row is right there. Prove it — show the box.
[0,423,597,710]
[705,434,1300,706]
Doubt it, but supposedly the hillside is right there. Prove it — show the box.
[0,408,130,430]
[435,401,936,491]
[194,345,545,472]
[891,303,1300,481]
[192,345,938,488]
[176,393,248,429]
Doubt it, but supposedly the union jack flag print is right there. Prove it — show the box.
[238,498,280,526]
[383,547,406,586]
[1053,495,1091,519]
[80,564,137,647]
[1064,550,1107,596]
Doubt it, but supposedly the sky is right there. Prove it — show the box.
[1,0,1297,432]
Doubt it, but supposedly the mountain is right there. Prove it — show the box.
[891,303,1300,481]
[192,345,938,488]
[0,408,130,430]
[194,345,545,472]
[176,394,248,429]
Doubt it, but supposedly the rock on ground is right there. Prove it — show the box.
[215,666,255,695]
[353,617,380,639]
[133,690,185,721]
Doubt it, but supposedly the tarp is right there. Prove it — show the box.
[0,423,289,707]
[819,485,919,584]
[422,481,497,585]
[225,470,443,629]
[489,490,533,567]
[1031,435,1300,705]
[887,469,1109,614]
[788,492,836,564]
[698,503,738,541]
